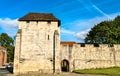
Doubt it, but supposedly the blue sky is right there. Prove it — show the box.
[0,0,120,42]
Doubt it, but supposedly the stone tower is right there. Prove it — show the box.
[14,12,61,74]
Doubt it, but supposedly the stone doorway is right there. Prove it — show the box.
[61,59,69,72]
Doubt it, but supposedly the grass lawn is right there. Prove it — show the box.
[73,67,120,76]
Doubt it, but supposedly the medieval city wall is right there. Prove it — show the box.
[60,43,120,71]
[14,13,120,74]
[14,21,61,74]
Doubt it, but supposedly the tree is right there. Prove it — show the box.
[85,16,120,44]
[0,33,14,62]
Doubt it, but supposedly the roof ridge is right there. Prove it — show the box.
[19,12,59,21]
[29,12,52,14]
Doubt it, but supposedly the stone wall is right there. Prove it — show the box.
[60,43,120,71]
[14,21,60,74]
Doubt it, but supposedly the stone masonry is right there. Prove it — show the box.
[60,42,120,72]
[14,12,120,74]
[14,12,61,74]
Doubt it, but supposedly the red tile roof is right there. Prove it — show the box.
[60,42,76,45]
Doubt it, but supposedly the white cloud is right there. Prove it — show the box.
[76,29,90,40]
[92,4,112,19]
[76,0,112,19]
[61,28,75,35]
[77,12,120,27]
[64,12,120,28]
[0,18,18,28]
[61,28,90,40]
[61,12,120,42]
[0,18,18,37]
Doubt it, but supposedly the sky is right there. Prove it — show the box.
[0,0,120,42]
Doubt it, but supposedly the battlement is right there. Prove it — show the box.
[61,41,117,48]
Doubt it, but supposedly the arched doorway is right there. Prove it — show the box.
[61,59,69,72]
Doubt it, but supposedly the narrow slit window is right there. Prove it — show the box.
[36,21,38,24]
[48,35,49,40]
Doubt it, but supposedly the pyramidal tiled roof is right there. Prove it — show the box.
[19,12,60,21]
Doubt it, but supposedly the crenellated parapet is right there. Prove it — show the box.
[60,42,120,71]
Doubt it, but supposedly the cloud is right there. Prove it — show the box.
[64,12,120,28]
[76,12,120,27]
[92,4,112,19]
[0,18,18,37]
[0,18,18,28]
[76,29,90,40]
[61,12,120,42]
[76,0,112,19]
[61,28,75,35]
[61,28,90,40]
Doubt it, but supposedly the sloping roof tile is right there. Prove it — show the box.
[19,12,60,21]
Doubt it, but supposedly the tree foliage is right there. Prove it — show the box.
[85,16,120,44]
[0,33,14,62]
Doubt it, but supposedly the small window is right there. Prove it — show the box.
[47,21,51,24]
[36,21,38,23]
[81,44,85,47]
[48,35,49,40]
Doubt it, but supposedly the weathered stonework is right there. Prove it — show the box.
[14,13,60,74]
[14,12,120,74]
[60,42,120,72]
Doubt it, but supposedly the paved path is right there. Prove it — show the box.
[7,72,107,76]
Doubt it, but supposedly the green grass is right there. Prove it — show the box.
[73,67,120,76]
